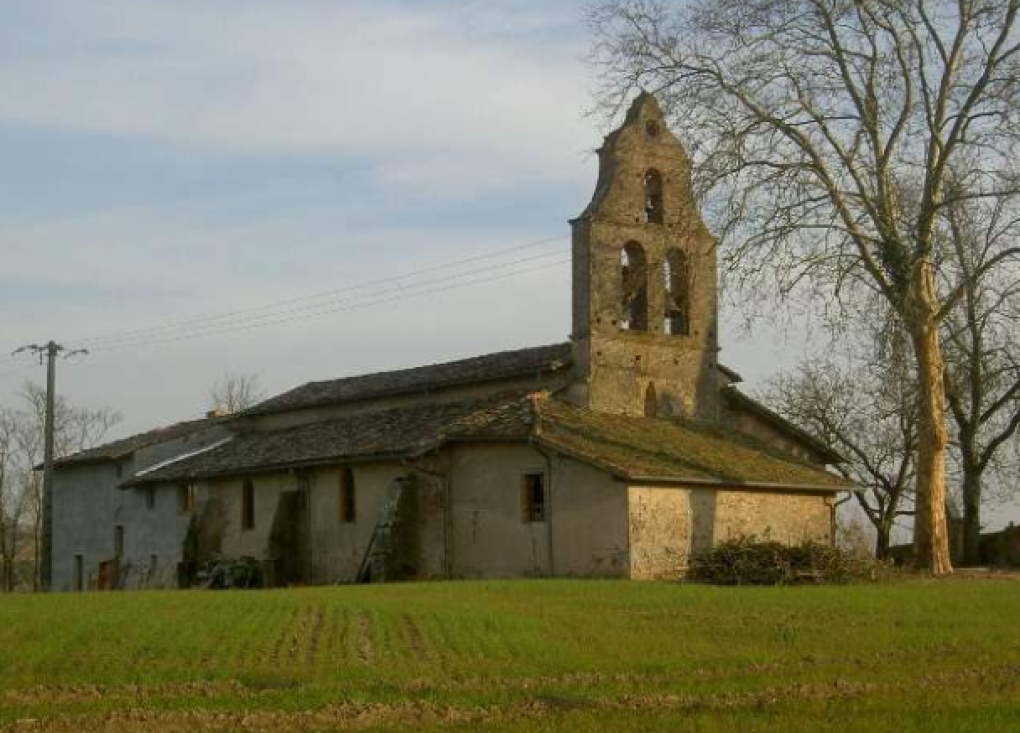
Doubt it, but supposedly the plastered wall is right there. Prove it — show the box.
[209,462,422,584]
[447,442,629,579]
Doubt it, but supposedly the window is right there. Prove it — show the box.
[241,479,255,530]
[521,472,546,523]
[663,248,691,336]
[644,168,664,224]
[620,242,649,332]
[73,555,84,592]
[339,468,356,523]
[146,486,156,510]
[177,483,195,514]
[114,526,124,558]
[645,119,660,138]
[644,383,658,418]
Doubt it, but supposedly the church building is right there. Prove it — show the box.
[49,93,850,590]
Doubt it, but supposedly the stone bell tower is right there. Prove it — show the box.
[569,92,719,420]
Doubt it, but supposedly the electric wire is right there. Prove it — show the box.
[75,248,567,350]
[72,234,568,348]
[84,256,571,353]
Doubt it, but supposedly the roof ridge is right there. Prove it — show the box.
[302,342,572,386]
[243,342,573,417]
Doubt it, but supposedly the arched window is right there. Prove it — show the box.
[664,248,691,336]
[644,169,663,224]
[644,383,657,418]
[620,242,649,332]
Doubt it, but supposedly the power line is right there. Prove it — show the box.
[72,234,568,348]
[78,249,568,350]
[85,256,571,354]
[0,233,571,368]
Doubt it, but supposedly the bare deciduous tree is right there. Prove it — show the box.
[208,371,266,415]
[940,192,1020,563]
[765,338,917,559]
[0,409,27,591]
[1,384,120,591]
[589,0,1020,572]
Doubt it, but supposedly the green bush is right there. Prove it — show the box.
[689,537,877,585]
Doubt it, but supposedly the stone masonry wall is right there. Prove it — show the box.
[628,484,834,580]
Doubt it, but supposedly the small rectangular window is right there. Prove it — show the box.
[241,479,255,530]
[521,472,546,523]
[339,468,356,523]
[73,555,84,592]
[114,525,124,558]
[177,483,195,514]
[146,486,156,510]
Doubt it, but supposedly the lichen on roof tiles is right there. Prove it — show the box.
[533,396,850,490]
[123,390,848,492]
[123,391,535,486]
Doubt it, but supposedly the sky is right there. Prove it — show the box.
[1,0,1013,534]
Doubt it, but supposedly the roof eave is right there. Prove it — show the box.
[119,446,437,489]
[626,474,853,493]
[717,364,744,383]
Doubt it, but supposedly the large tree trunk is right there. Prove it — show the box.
[875,519,892,561]
[961,463,983,566]
[907,262,953,575]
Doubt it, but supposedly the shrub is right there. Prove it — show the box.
[689,537,878,585]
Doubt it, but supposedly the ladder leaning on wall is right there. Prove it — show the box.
[356,476,411,583]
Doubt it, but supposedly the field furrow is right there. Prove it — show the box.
[1,580,1019,732]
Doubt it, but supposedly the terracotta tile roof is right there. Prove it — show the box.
[533,396,852,491]
[55,417,219,467]
[122,392,536,486]
[243,342,573,417]
[123,391,850,492]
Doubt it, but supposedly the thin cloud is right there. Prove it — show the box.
[0,0,594,177]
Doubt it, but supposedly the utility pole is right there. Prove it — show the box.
[11,341,87,591]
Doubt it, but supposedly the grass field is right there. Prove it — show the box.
[1,579,1019,732]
